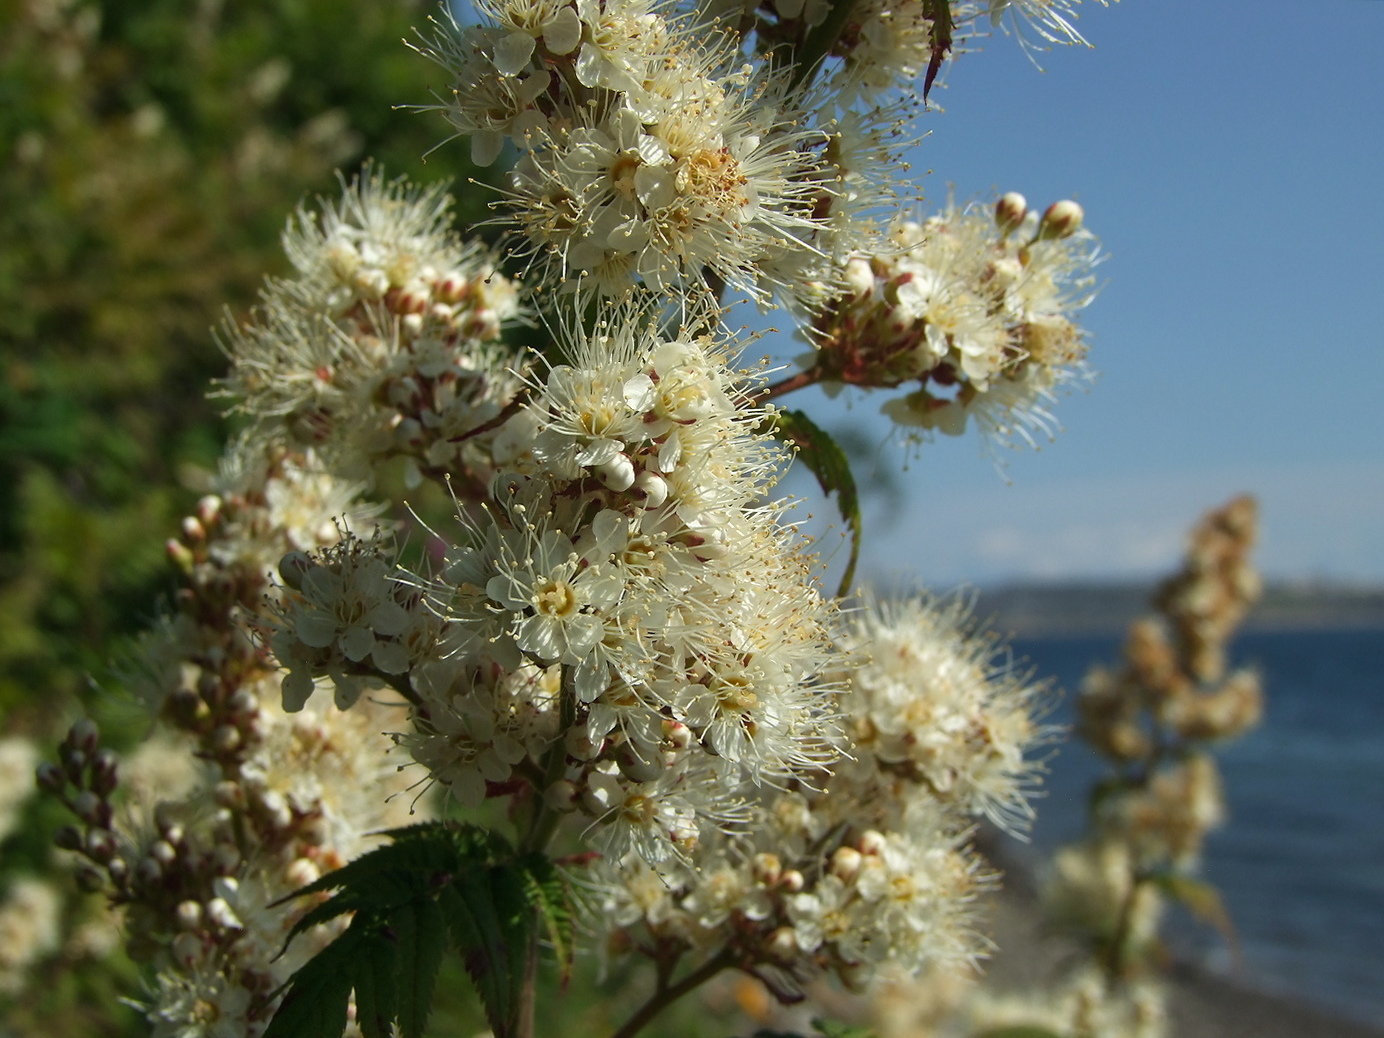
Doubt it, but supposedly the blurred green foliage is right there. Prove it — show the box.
[0,0,492,728]
[0,2,491,1029]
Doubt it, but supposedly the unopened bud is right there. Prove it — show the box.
[35,762,65,795]
[175,900,203,931]
[149,840,177,867]
[206,897,243,931]
[994,191,1028,233]
[544,779,578,812]
[1038,199,1084,239]
[213,780,244,809]
[210,725,242,754]
[166,538,195,573]
[135,857,163,886]
[91,750,119,796]
[85,828,118,862]
[596,453,636,493]
[779,869,805,894]
[196,495,222,526]
[181,516,205,543]
[393,417,424,447]
[435,275,468,304]
[858,829,887,856]
[278,550,314,591]
[633,471,668,509]
[766,926,799,961]
[831,845,863,883]
[69,719,99,754]
[285,857,320,889]
[844,256,875,296]
[54,826,83,852]
[564,727,601,761]
[752,853,782,886]
[72,791,102,824]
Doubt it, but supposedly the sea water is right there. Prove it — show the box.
[1008,627,1384,1027]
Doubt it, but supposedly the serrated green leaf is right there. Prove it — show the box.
[440,868,518,1036]
[921,0,955,101]
[352,919,400,1038]
[769,410,862,597]
[518,852,575,983]
[380,898,441,1038]
[263,925,364,1038]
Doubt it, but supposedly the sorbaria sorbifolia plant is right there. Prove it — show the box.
[39,1,1123,1037]
[934,496,1261,1038]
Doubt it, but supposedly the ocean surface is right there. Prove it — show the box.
[1007,627,1384,1027]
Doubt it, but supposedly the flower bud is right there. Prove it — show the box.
[69,718,99,754]
[844,256,876,296]
[206,897,244,931]
[858,829,887,856]
[149,840,177,867]
[285,857,321,889]
[175,900,203,931]
[752,853,782,886]
[91,750,119,796]
[633,471,668,508]
[85,828,118,862]
[72,791,102,824]
[54,825,83,852]
[831,845,863,883]
[779,869,805,894]
[35,762,65,795]
[196,495,222,526]
[544,779,578,812]
[166,538,195,573]
[1038,199,1084,239]
[210,725,242,754]
[596,453,637,492]
[994,191,1028,233]
[278,550,314,591]
[181,516,206,543]
[766,927,799,961]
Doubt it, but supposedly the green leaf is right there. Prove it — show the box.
[974,1028,1071,1038]
[393,898,448,1038]
[351,920,400,1038]
[265,822,562,1038]
[263,925,365,1038]
[1150,872,1238,953]
[921,0,955,101]
[518,852,576,983]
[768,409,863,597]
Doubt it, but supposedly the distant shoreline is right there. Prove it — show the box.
[968,580,1384,637]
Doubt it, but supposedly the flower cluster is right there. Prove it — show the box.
[272,308,841,864]
[220,168,524,490]
[419,0,854,301]
[592,592,1048,991]
[801,194,1098,449]
[38,432,419,1036]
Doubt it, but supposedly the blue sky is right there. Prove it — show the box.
[769,0,1384,589]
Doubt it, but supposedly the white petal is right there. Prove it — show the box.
[492,32,536,76]
[543,7,581,55]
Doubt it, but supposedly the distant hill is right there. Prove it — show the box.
[974,580,1384,636]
